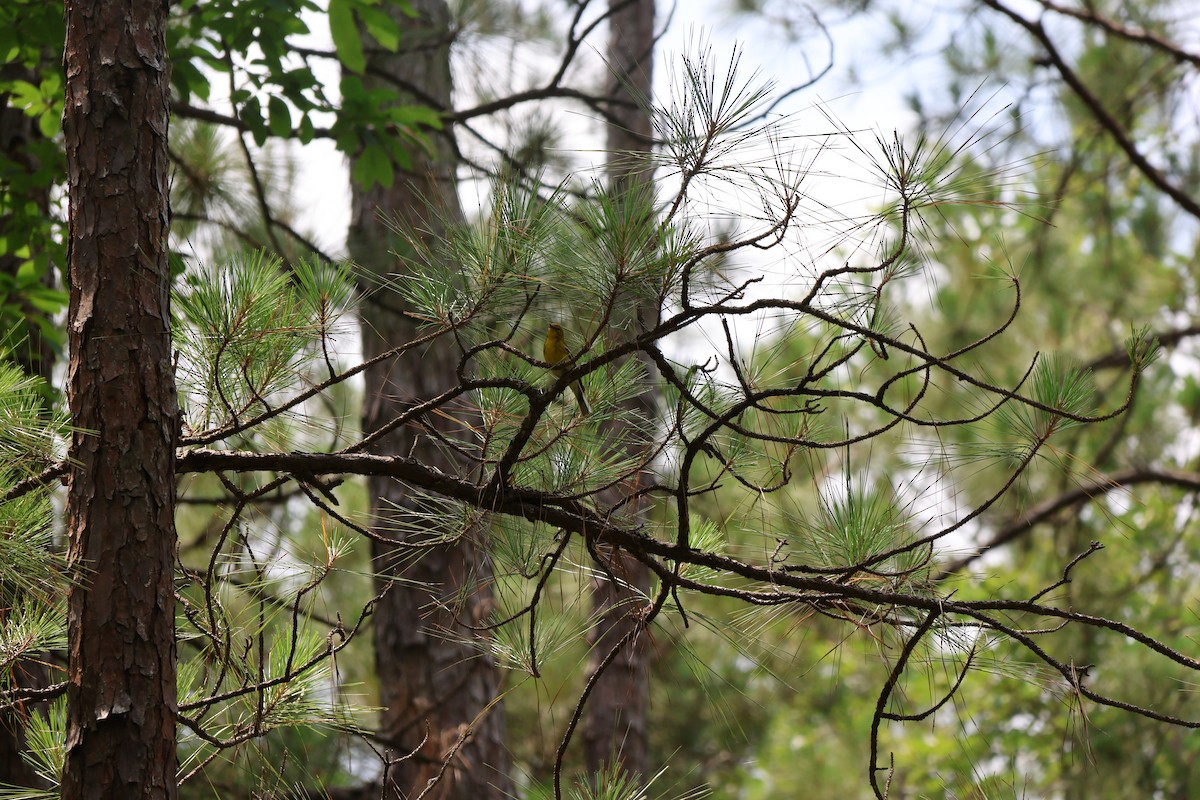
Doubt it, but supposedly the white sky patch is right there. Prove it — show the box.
[288,0,923,261]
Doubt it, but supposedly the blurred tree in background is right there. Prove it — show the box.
[693,0,1200,796]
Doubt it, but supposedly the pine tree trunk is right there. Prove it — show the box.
[347,2,510,797]
[60,0,179,797]
[582,0,657,782]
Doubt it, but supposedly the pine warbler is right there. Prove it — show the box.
[544,322,589,415]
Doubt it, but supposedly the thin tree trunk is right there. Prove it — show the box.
[348,2,510,797]
[582,0,657,782]
[61,0,179,797]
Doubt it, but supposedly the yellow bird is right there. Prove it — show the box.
[544,322,590,415]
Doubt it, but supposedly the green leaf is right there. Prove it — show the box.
[390,103,443,131]
[351,144,394,190]
[328,0,365,74]
[384,137,413,171]
[338,74,366,102]
[38,72,60,95]
[15,259,38,284]
[267,95,292,137]
[241,97,267,146]
[297,113,315,144]
[358,5,400,52]
[36,109,58,138]
[171,58,210,104]
[27,288,67,315]
[5,80,42,111]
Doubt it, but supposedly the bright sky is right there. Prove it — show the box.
[292,0,924,255]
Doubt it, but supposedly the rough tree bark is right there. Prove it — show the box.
[60,0,179,798]
[347,1,510,797]
[582,0,657,782]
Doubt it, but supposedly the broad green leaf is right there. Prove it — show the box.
[240,97,267,146]
[267,95,292,137]
[358,6,400,52]
[351,144,394,190]
[15,260,37,283]
[328,0,365,74]
[27,288,67,315]
[297,113,315,144]
[36,109,58,138]
[5,80,42,111]
[171,58,210,103]
[385,137,413,171]
[390,103,443,131]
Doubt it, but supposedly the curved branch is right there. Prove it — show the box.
[937,466,1200,579]
[981,0,1200,220]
